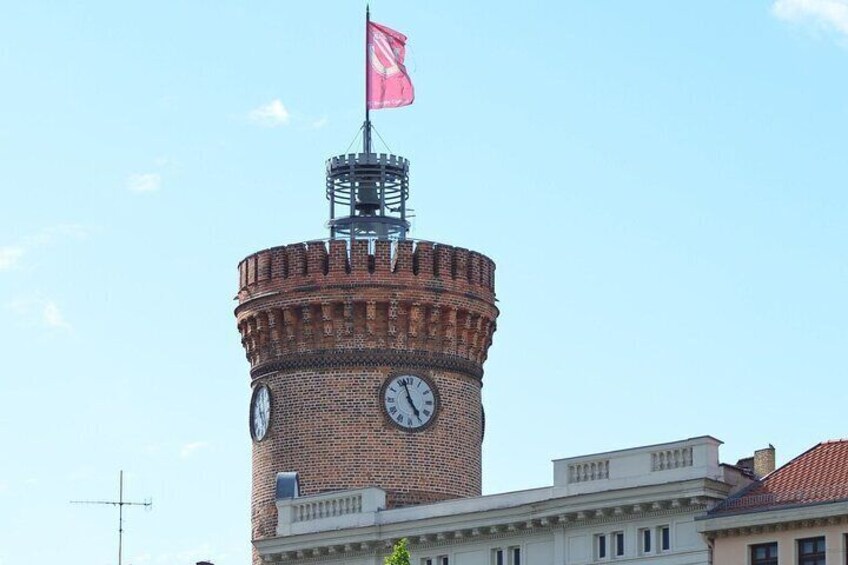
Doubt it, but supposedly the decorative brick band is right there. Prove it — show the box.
[237,297,497,370]
[250,349,484,380]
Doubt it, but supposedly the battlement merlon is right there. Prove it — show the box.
[236,240,496,301]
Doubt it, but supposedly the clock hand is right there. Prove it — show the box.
[401,382,421,419]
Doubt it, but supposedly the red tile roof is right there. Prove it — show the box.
[711,440,848,515]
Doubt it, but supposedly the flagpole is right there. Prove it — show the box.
[364,3,372,154]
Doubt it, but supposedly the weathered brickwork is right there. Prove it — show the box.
[235,239,498,543]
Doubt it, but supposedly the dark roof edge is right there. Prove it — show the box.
[698,497,848,522]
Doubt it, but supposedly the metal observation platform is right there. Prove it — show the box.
[326,152,410,241]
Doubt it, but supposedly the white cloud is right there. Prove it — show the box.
[127,172,162,192]
[43,301,71,330]
[6,297,72,331]
[773,0,848,37]
[153,156,176,168]
[0,246,24,270]
[249,99,291,127]
[180,441,210,459]
[311,115,329,129]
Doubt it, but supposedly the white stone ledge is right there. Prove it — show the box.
[276,487,386,536]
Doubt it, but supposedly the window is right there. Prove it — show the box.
[614,531,625,557]
[639,528,652,554]
[422,560,433,565]
[798,537,825,565]
[750,542,778,565]
[440,557,449,565]
[595,534,607,559]
[492,547,520,565]
[659,525,670,551]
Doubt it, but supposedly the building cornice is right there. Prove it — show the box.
[255,478,731,562]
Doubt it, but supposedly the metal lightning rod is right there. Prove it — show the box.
[70,470,152,565]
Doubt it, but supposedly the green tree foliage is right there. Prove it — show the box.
[384,538,411,565]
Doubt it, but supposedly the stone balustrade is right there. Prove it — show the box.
[651,446,694,472]
[276,487,387,536]
[568,459,610,483]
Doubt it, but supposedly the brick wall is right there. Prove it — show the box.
[236,239,498,544]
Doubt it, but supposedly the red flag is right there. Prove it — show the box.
[367,22,415,110]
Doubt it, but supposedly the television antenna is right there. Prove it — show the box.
[70,470,153,565]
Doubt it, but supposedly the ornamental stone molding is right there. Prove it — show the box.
[257,486,725,562]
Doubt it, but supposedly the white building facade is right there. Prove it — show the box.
[255,436,751,565]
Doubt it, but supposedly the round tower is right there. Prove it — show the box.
[235,149,499,543]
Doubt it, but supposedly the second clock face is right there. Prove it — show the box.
[250,384,272,442]
[382,374,438,431]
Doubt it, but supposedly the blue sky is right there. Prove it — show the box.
[1,1,847,564]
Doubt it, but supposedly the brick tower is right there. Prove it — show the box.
[235,38,498,546]
[235,170,499,541]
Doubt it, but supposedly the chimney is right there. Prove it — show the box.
[736,444,776,479]
[754,444,776,478]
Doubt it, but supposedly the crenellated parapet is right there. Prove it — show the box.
[237,239,495,298]
[235,239,498,380]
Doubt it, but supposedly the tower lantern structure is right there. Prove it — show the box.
[234,12,499,559]
[325,150,410,240]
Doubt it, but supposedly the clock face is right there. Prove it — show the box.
[250,384,272,442]
[381,374,438,431]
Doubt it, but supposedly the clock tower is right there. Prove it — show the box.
[234,17,498,547]
[235,148,499,542]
